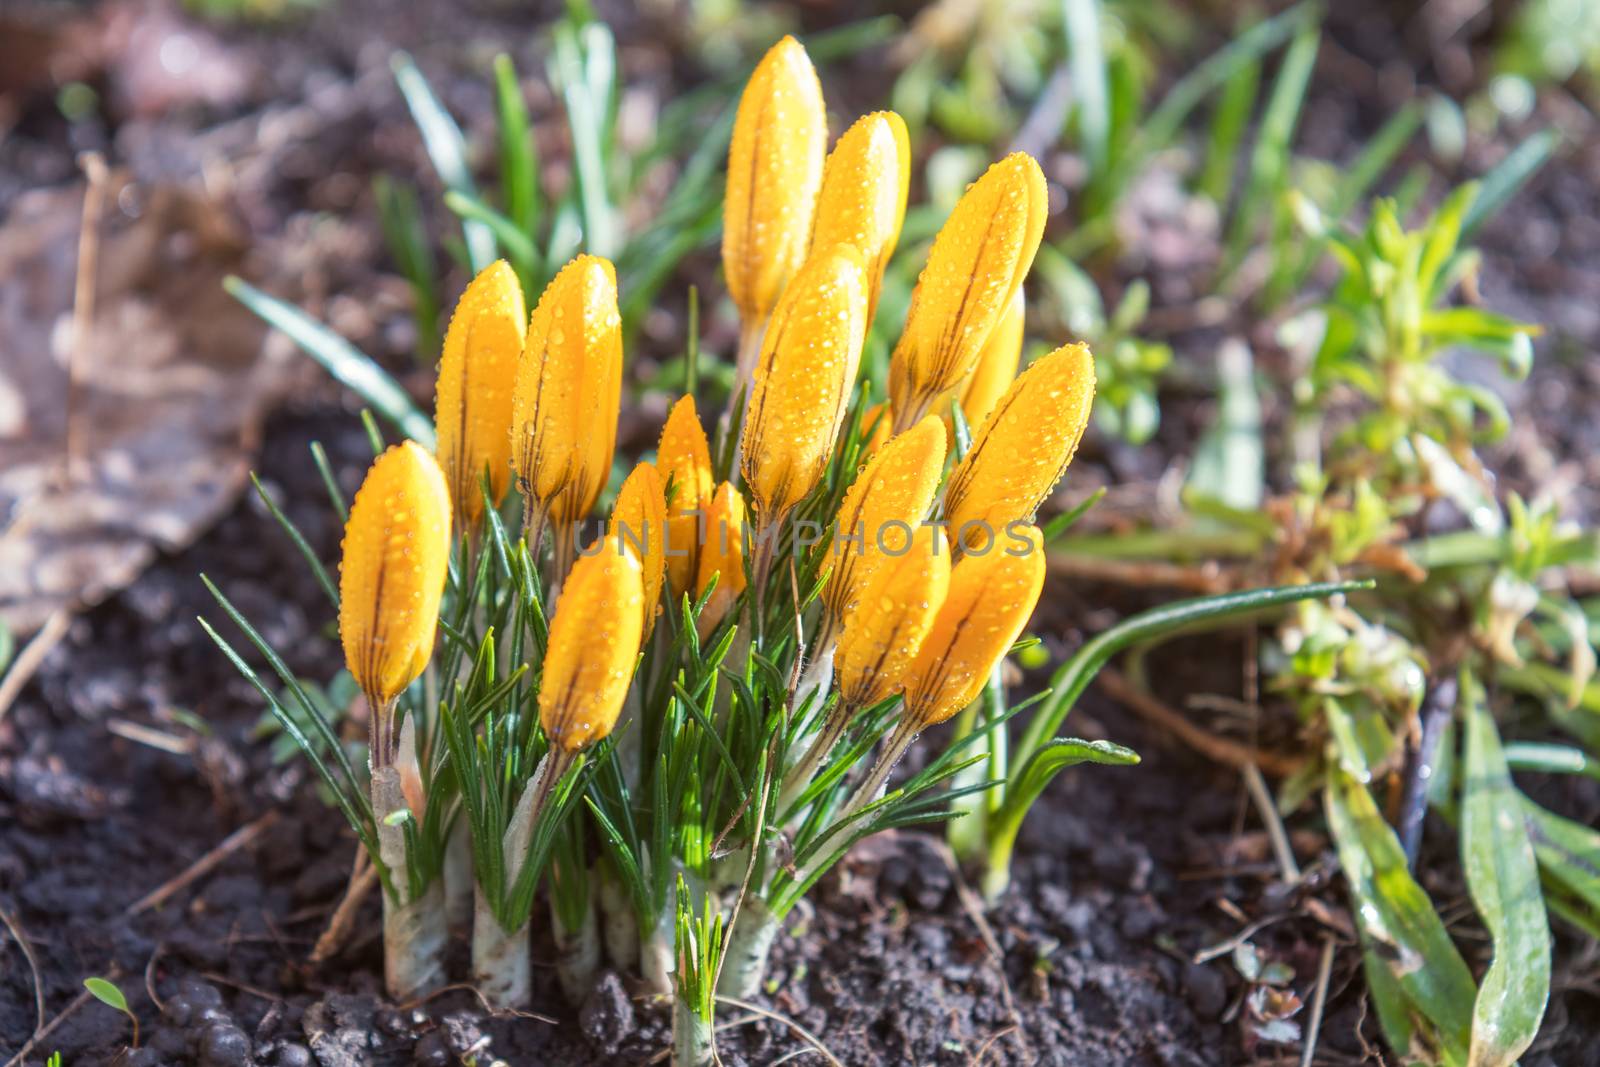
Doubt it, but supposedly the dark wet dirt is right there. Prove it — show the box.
[4,0,1600,1065]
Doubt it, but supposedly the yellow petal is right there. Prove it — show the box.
[956,286,1024,435]
[539,538,644,752]
[822,415,946,627]
[888,153,1047,430]
[902,525,1045,727]
[740,245,869,521]
[655,395,715,599]
[610,461,668,639]
[944,342,1095,550]
[695,481,747,638]
[723,35,828,328]
[339,441,453,707]
[835,525,950,710]
[435,260,526,525]
[809,110,910,321]
[510,254,623,525]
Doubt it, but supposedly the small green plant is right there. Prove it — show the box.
[83,977,137,1049]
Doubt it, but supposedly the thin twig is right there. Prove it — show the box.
[1241,762,1300,884]
[127,812,279,916]
[1098,668,1305,776]
[971,1025,1018,1066]
[65,152,109,478]
[1299,937,1337,1067]
[1047,553,1240,594]
[0,908,45,1036]
[107,719,198,756]
[309,846,378,966]
[399,982,558,1023]
[143,943,168,1016]
[0,609,72,722]
[715,996,843,1067]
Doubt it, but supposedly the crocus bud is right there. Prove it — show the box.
[888,153,1047,432]
[510,255,623,529]
[944,342,1095,551]
[435,260,526,525]
[339,442,452,752]
[656,395,715,599]
[822,415,946,629]
[901,525,1045,727]
[723,35,827,332]
[696,482,747,638]
[740,246,869,523]
[539,540,645,753]
[955,286,1024,435]
[835,525,950,710]
[809,110,910,322]
[611,461,668,639]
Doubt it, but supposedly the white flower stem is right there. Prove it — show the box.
[716,895,779,998]
[372,766,446,1001]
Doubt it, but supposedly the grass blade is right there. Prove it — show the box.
[493,54,540,252]
[1325,765,1475,1064]
[373,175,440,365]
[250,473,338,609]
[223,276,435,446]
[1062,0,1109,175]
[391,52,497,272]
[1462,128,1559,239]
[1461,675,1550,1067]
[1222,25,1319,268]
[1017,579,1370,766]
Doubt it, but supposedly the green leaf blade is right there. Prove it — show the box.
[1461,679,1550,1067]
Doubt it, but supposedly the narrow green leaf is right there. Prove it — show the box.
[1018,580,1370,766]
[1198,54,1260,204]
[1462,128,1559,239]
[1326,766,1475,1064]
[309,441,349,523]
[442,190,541,268]
[223,276,434,446]
[1062,0,1109,175]
[1461,679,1550,1067]
[493,53,540,243]
[391,52,496,271]
[250,473,338,609]
[1522,795,1600,931]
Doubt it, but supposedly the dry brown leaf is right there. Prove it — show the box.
[0,172,296,637]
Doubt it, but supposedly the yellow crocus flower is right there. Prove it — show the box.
[901,525,1046,727]
[888,153,1047,433]
[510,255,623,557]
[943,342,1095,552]
[740,245,869,525]
[820,415,946,640]
[434,260,525,526]
[724,34,828,386]
[610,461,668,639]
[338,441,452,761]
[538,539,645,753]
[656,395,715,600]
[696,481,748,638]
[834,525,950,711]
[809,110,910,322]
